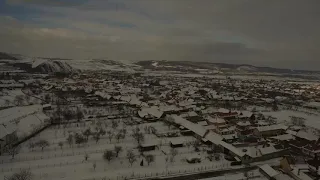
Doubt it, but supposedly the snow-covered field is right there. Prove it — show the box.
[0,119,234,180]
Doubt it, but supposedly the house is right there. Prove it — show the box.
[42,104,52,110]
[236,121,253,136]
[140,142,157,151]
[253,124,287,137]
[169,138,184,148]
[259,164,280,180]
[206,116,226,127]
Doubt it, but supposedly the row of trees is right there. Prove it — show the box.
[102,148,155,166]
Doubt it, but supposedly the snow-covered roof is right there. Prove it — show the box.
[218,108,230,113]
[188,111,198,117]
[169,138,185,145]
[259,146,278,155]
[206,116,225,124]
[138,107,163,119]
[237,121,251,126]
[259,164,279,177]
[219,141,246,157]
[170,115,207,137]
[270,134,294,141]
[295,130,318,141]
[256,124,288,132]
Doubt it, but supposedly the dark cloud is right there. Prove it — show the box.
[1,0,320,70]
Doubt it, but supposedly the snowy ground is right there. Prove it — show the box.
[0,119,235,180]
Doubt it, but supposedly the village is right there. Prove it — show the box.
[1,69,320,180]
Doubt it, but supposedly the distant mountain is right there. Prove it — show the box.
[0,52,18,60]
[136,60,320,75]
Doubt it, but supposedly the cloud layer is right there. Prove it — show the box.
[0,0,319,70]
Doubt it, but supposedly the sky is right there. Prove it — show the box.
[0,0,319,70]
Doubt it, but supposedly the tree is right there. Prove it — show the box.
[58,141,64,150]
[111,120,119,129]
[132,127,144,145]
[4,99,10,107]
[36,140,50,151]
[170,148,178,162]
[272,101,279,111]
[107,131,114,143]
[25,95,31,104]
[103,150,114,163]
[67,134,73,147]
[28,142,35,152]
[165,116,174,129]
[83,128,92,141]
[75,133,86,146]
[114,146,122,157]
[7,169,33,180]
[145,154,155,166]
[93,133,101,144]
[44,94,51,103]
[7,145,21,159]
[127,150,136,166]
[14,95,24,106]
[84,152,89,161]
[99,128,106,136]
[120,128,127,139]
[290,116,306,126]
[115,131,123,142]
[76,107,84,122]
[192,140,201,152]
[63,109,74,121]
[93,161,96,171]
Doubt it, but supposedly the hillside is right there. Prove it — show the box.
[0,52,18,60]
[136,60,320,75]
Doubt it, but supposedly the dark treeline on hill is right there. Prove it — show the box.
[136,60,320,75]
[0,52,18,60]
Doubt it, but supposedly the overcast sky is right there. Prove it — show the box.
[0,0,319,70]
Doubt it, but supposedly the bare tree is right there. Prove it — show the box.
[290,116,306,126]
[127,150,136,166]
[132,127,144,145]
[83,128,92,141]
[192,140,201,152]
[76,107,84,122]
[170,148,178,162]
[93,133,101,144]
[14,95,24,106]
[114,146,122,157]
[28,142,35,152]
[103,150,114,163]
[99,128,106,136]
[107,131,114,143]
[35,140,50,151]
[58,141,64,150]
[24,95,31,104]
[111,120,119,129]
[4,99,10,107]
[120,128,127,139]
[84,152,89,161]
[7,169,33,180]
[165,116,174,129]
[7,145,21,159]
[115,131,122,142]
[145,154,155,166]
[93,161,96,171]
[67,134,73,147]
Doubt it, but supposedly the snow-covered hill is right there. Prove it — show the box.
[32,60,75,74]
